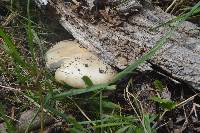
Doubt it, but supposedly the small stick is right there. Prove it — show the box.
[2,11,18,27]
[165,0,178,13]
[0,84,21,92]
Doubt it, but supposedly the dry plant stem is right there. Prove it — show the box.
[176,94,199,107]
[2,11,18,27]
[189,103,200,118]
[170,0,184,14]
[124,81,149,133]
[126,92,148,133]
[23,94,49,114]
[127,89,144,117]
[124,82,141,121]
[72,99,96,126]
[0,84,21,92]
[159,94,199,120]
[4,114,21,123]
[155,121,169,130]
[11,107,15,120]
[181,106,188,132]
[165,0,178,13]
[159,110,167,120]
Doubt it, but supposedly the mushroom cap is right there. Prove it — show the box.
[46,40,91,70]
[55,56,116,88]
[46,40,117,88]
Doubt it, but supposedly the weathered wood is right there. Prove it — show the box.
[37,0,200,90]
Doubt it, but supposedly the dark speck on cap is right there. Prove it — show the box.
[99,68,105,74]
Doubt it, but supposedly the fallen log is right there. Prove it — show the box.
[35,0,200,90]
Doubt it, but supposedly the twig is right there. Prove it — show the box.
[124,80,149,133]
[74,101,95,126]
[2,11,18,27]
[165,0,178,13]
[176,94,199,108]
[0,84,21,92]
[181,106,188,132]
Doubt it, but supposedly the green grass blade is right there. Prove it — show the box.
[54,83,113,99]
[44,104,68,122]
[152,1,200,30]
[26,0,37,68]
[116,126,130,133]
[31,29,45,64]
[0,28,28,68]
[94,122,129,128]
[82,76,94,87]
[67,116,89,132]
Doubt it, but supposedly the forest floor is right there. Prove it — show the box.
[0,0,200,133]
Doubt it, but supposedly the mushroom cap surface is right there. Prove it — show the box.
[46,40,117,88]
[55,57,116,88]
[46,40,91,70]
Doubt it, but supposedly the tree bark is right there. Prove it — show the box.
[37,0,200,90]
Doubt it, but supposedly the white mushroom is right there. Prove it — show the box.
[46,40,117,88]
[46,40,91,70]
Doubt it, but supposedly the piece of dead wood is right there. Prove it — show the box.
[35,0,200,90]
